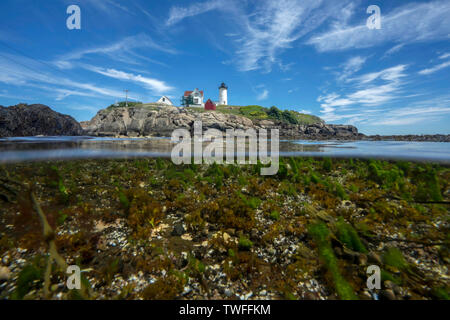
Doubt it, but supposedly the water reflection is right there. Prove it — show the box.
[0,136,449,163]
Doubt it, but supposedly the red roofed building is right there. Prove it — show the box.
[183,88,204,107]
[204,99,216,110]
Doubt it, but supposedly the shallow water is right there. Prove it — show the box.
[0,136,449,163]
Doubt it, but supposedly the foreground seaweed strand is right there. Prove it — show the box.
[0,158,448,300]
[0,168,93,299]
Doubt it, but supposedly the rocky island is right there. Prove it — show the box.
[84,104,361,140]
[0,104,83,138]
[1,103,449,142]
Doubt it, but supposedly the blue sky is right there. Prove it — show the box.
[0,0,449,135]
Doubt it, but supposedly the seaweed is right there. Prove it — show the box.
[11,260,43,300]
[382,247,409,270]
[142,275,184,300]
[269,210,280,221]
[308,222,358,300]
[335,217,367,253]
[238,236,253,251]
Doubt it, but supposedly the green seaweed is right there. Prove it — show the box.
[238,236,253,251]
[308,222,358,300]
[335,217,367,253]
[383,247,409,270]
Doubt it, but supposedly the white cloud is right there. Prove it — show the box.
[418,60,450,75]
[166,0,355,72]
[439,52,450,59]
[83,0,132,15]
[350,64,407,84]
[257,89,269,101]
[337,56,367,81]
[166,0,225,26]
[382,43,405,59]
[233,0,354,72]
[378,104,450,126]
[84,66,174,94]
[318,64,408,122]
[0,53,130,100]
[55,34,175,67]
[307,1,450,52]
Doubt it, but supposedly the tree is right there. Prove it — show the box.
[181,95,194,108]
[267,106,282,120]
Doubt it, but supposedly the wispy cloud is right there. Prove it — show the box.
[81,0,132,15]
[166,0,225,26]
[377,100,450,125]
[319,64,408,122]
[84,65,174,94]
[307,1,450,52]
[257,89,269,101]
[0,53,130,100]
[419,60,450,75]
[382,43,405,59]
[165,0,355,72]
[337,56,367,82]
[55,34,175,68]
[233,0,354,72]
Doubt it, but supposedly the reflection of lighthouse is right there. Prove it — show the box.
[219,82,228,105]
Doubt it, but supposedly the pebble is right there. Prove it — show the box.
[223,232,231,243]
[224,289,232,297]
[368,252,383,265]
[358,254,368,266]
[0,266,11,281]
[381,289,396,300]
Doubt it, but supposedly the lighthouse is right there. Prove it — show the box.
[219,82,228,105]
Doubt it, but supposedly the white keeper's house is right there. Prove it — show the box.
[183,88,205,108]
[157,96,174,106]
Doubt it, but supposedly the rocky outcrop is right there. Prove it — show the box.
[0,104,83,137]
[367,134,450,142]
[85,106,361,139]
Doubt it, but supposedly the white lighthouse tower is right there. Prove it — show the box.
[219,82,228,105]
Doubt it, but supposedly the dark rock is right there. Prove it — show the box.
[171,223,185,236]
[304,292,319,300]
[380,289,396,300]
[0,104,83,137]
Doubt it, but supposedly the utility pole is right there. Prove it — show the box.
[124,90,129,107]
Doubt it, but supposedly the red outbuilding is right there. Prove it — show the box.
[204,99,216,110]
